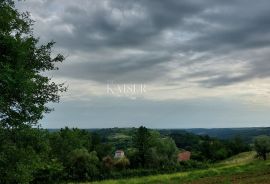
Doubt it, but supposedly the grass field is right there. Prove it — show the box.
[77,152,270,184]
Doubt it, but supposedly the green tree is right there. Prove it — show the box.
[254,135,270,160]
[0,0,66,128]
[49,128,92,163]
[66,149,100,181]
[0,128,51,184]
[146,132,178,168]
[133,126,151,167]
[227,136,250,155]
[0,1,65,183]
[32,159,64,184]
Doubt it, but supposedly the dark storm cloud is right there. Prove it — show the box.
[185,11,270,53]
[17,0,270,86]
[49,0,203,51]
[58,51,171,83]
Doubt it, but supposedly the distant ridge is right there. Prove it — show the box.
[47,127,270,143]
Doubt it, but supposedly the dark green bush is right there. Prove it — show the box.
[32,159,64,184]
[178,160,209,171]
[66,149,100,181]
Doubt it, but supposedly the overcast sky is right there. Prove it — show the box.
[17,0,270,128]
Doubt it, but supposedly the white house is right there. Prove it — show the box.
[114,150,125,159]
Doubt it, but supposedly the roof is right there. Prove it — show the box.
[178,151,191,161]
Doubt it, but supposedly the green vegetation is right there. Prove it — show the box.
[0,0,66,129]
[82,152,270,184]
[254,135,270,160]
[0,0,65,183]
[170,132,251,162]
[0,126,254,183]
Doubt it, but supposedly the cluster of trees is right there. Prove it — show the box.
[129,126,178,169]
[170,132,251,162]
[170,131,270,162]
[1,126,270,183]
[0,126,178,183]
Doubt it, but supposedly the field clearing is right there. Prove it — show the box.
[75,152,270,184]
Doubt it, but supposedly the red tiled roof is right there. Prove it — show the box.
[178,151,191,161]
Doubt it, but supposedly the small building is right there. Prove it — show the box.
[178,151,191,161]
[114,150,125,159]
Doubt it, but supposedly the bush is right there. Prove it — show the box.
[178,160,209,171]
[66,149,100,181]
[0,128,50,184]
[32,159,64,184]
[114,157,130,170]
[254,135,270,160]
[102,156,114,172]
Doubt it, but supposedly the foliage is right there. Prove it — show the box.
[0,0,66,128]
[102,156,114,172]
[171,132,250,162]
[254,135,270,160]
[0,1,65,182]
[0,126,261,183]
[0,128,50,184]
[91,152,270,184]
[132,126,151,167]
[66,149,100,181]
[32,159,64,184]
[178,160,209,171]
[114,157,130,170]
[49,128,92,163]
[146,133,178,168]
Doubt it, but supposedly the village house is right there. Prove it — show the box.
[114,150,125,159]
[178,151,191,161]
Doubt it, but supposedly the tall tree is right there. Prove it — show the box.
[0,0,66,128]
[254,135,270,160]
[0,1,66,183]
[133,126,151,167]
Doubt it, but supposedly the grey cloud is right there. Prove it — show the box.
[57,52,171,83]
[194,52,270,87]
[17,0,270,86]
[199,75,249,88]
[52,0,204,51]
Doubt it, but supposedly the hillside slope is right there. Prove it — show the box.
[80,152,270,184]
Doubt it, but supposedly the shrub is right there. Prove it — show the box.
[102,156,114,171]
[32,159,64,184]
[66,149,100,181]
[114,157,130,170]
[254,135,270,160]
[178,160,209,171]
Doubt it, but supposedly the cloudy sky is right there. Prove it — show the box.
[17,0,270,128]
